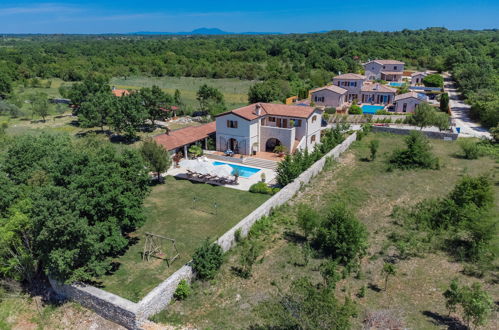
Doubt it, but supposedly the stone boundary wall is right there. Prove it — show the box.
[372,126,458,140]
[49,132,357,328]
[48,278,139,329]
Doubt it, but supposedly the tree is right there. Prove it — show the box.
[443,280,494,329]
[388,131,439,170]
[138,85,173,127]
[26,92,50,121]
[0,101,21,118]
[369,139,380,160]
[248,80,281,103]
[319,260,341,289]
[410,103,436,129]
[314,202,368,267]
[191,239,224,280]
[59,75,110,111]
[440,93,450,112]
[237,240,262,278]
[196,84,226,116]
[140,139,171,182]
[433,112,450,131]
[349,104,362,115]
[78,92,116,131]
[110,93,148,140]
[381,262,396,290]
[174,89,182,106]
[297,204,320,238]
[423,74,444,88]
[188,145,203,158]
[0,72,12,97]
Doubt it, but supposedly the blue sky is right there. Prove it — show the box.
[0,1,498,33]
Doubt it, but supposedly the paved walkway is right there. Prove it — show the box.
[443,73,491,139]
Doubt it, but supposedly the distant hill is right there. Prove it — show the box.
[129,28,283,35]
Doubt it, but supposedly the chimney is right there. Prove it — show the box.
[255,104,261,116]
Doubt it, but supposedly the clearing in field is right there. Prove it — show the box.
[110,76,255,108]
[151,133,498,329]
[98,176,269,302]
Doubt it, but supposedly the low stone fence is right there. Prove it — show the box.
[372,126,458,140]
[50,132,357,329]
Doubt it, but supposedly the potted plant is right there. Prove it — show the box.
[233,168,241,184]
[252,142,259,156]
[260,172,266,183]
[273,145,287,157]
[289,119,295,128]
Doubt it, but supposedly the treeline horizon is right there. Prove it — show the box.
[0,27,497,126]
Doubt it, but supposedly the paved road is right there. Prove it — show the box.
[443,73,491,139]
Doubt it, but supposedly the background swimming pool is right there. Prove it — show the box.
[361,105,385,114]
[389,82,404,87]
[212,161,261,178]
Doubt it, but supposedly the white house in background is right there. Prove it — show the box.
[332,73,366,102]
[393,92,428,113]
[310,85,348,108]
[411,72,427,85]
[215,103,323,155]
[363,60,405,82]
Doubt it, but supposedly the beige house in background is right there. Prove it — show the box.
[411,72,427,85]
[215,103,323,155]
[393,92,427,113]
[310,85,348,108]
[332,73,366,101]
[363,60,405,82]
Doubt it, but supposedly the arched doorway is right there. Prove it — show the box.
[265,138,281,152]
[227,138,239,153]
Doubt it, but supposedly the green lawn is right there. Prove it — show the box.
[110,76,255,109]
[99,176,269,302]
[151,133,498,329]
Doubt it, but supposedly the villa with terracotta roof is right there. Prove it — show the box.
[215,103,323,155]
[111,87,130,97]
[411,72,427,85]
[310,85,348,108]
[360,82,397,105]
[154,122,216,158]
[393,92,428,113]
[363,60,405,82]
[332,73,366,102]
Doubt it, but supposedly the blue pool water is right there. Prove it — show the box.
[212,161,261,178]
[362,105,385,114]
[389,82,404,87]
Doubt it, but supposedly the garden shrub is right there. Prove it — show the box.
[191,239,224,280]
[249,182,274,195]
[459,139,480,159]
[349,104,362,115]
[173,280,192,300]
[388,131,439,170]
[325,107,336,114]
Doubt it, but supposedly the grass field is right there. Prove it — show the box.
[99,176,269,302]
[151,133,498,329]
[110,76,255,109]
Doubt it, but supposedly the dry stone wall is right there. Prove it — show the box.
[372,126,458,140]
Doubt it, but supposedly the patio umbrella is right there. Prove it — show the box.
[212,164,233,177]
[179,159,198,170]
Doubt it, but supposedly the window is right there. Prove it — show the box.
[314,96,324,102]
[311,135,316,143]
[402,103,407,112]
[383,66,386,69]
[341,81,348,87]
[350,82,357,87]
[268,117,276,122]
[294,119,302,127]
[312,115,317,123]
[227,120,238,128]
[394,66,398,70]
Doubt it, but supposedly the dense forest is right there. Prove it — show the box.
[0,28,498,124]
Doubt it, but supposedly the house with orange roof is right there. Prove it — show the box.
[154,122,216,158]
[332,73,366,102]
[310,85,348,108]
[363,60,405,82]
[393,92,428,113]
[360,82,397,105]
[215,103,323,155]
[111,87,130,97]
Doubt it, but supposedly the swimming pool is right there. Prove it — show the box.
[389,82,404,87]
[362,105,385,114]
[212,161,261,178]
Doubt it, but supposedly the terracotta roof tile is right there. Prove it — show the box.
[216,103,320,121]
[154,122,216,151]
[394,92,426,101]
[333,73,366,80]
[411,72,427,77]
[361,83,397,93]
[112,89,130,97]
[310,85,348,94]
[372,59,405,65]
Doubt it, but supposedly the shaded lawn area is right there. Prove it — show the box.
[99,176,269,302]
[152,133,498,329]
